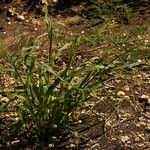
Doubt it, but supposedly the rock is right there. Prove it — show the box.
[16,15,25,21]
[124,95,130,99]
[53,0,58,2]
[42,0,48,5]
[124,85,130,91]
[139,94,150,106]
[140,94,150,103]
[138,117,145,121]
[135,137,140,142]
[145,126,150,131]
[148,99,150,105]
[138,143,144,147]
[7,7,16,17]
[117,91,125,96]
[11,140,20,145]
[81,30,85,34]
[120,135,130,143]
[136,123,141,127]
[134,91,139,95]
[70,144,76,148]
[48,144,54,148]
[8,21,11,25]
[138,134,145,140]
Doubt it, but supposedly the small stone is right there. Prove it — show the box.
[148,99,150,105]
[120,136,130,143]
[81,110,86,114]
[134,91,139,95]
[70,144,76,148]
[117,91,125,96]
[140,94,150,102]
[16,15,25,21]
[138,134,145,140]
[139,122,146,126]
[127,140,131,144]
[145,126,150,131]
[53,0,58,2]
[135,137,140,142]
[144,40,149,44]
[112,137,117,141]
[11,140,20,145]
[42,0,48,5]
[124,96,130,99]
[81,30,85,34]
[52,136,56,139]
[136,123,141,127]
[8,21,11,25]
[78,120,82,123]
[7,7,16,16]
[48,144,54,148]
[137,59,142,63]
[138,143,144,147]
[124,85,130,91]
[138,35,142,39]
[138,117,145,121]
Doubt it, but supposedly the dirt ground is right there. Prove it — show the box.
[0,0,150,149]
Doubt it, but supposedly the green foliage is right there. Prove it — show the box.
[87,0,131,25]
[0,8,149,146]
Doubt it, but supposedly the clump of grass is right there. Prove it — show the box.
[0,6,149,148]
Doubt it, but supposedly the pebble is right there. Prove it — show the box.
[81,30,85,34]
[135,137,140,142]
[117,91,126,96]
[141,94,149,99]
[138,134,145,140]
[48,144,54,148]
[124,85,130,91]
[136,123,141,127]
[139,122,146,126]
[70,144,76,148]
[53,0,58,2]
[127,140,131,144]
[7,7,16,16]
[8,21,11,25]
[138,143,144,147]
[16,15,25,21]
[139,117,145,121]
[134,91,139,95]
[120,135,130,143]
[145,126,150,131]
[11,140,20,145]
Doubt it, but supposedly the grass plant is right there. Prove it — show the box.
[0,6,149,148]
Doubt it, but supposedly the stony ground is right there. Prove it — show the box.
[0,1,150,149]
